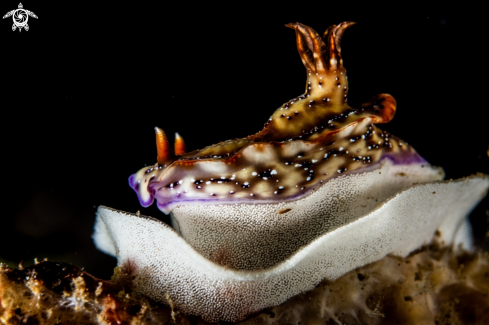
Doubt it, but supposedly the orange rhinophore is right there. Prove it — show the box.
[174,132,186,156]
[155,127,172,165]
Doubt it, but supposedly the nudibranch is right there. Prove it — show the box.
[94,22,489,322]
[130,22,416,214]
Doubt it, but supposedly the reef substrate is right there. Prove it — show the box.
[1,241,488,325]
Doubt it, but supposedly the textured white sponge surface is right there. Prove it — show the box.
[170,160,444,269]
[94,175,488,322]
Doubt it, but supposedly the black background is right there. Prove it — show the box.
[1,3,488,279]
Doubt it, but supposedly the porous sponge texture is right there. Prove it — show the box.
[94,176,489,322]
[171,161,444,269]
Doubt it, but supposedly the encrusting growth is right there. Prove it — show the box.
[2,242,489,324]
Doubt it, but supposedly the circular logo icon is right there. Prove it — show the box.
[13,9,28,28]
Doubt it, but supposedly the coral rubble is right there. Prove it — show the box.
[1,242,488,324]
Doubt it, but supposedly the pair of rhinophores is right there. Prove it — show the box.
[94,22,489,322]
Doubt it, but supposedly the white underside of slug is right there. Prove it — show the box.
[93,170,488,322]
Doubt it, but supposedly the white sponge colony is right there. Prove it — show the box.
[169,159,444,270]
[94,170,488,322]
